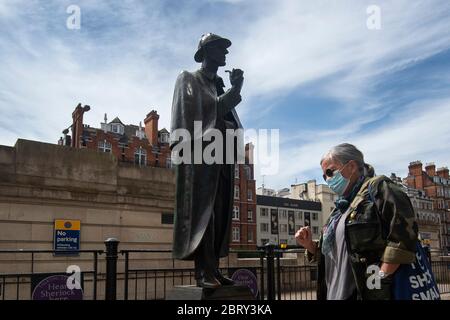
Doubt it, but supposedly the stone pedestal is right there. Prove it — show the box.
[166,285,256,300]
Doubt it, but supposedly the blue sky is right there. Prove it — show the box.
[1,0,450,189]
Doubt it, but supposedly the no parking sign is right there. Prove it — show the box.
[53,220,80,255]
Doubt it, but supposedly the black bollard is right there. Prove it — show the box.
[265,243,276,301]
[104,238,120,300]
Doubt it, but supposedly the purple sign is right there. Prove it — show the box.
[32,275,83,300]
[231,269,258,298]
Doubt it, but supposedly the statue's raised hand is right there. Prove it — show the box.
[225,68,244,92]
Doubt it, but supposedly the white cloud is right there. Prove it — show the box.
[256,97,450,189]
[0,0,449,192]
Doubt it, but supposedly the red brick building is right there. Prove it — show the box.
[231,143,257,250]
[58,104,171,168]
[406,161,450,252]
[59,104,256,250]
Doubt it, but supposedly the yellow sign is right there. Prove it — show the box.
[54,220,81,231]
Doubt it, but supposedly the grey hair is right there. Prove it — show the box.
[320,143,365,173]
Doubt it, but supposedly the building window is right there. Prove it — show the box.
[312,213,318,221]
[235,166,239,179]
[248,229,253,243]
[247,210,253,222]
[296,211,302,220]
[247,189,253,201]
[98,140,112,153]
[244,166,252,180]
[234,185,240,199]
[313,226,319,234]
[110,124,123,134]
[232,227,240,242]
[261,223,269,233]
[136,129,145,139]
[134,147,147,166]
[281,210,287,219]
[233,206,240,220]
[280,224,287,233]
[160,132,169,144]
[260,208,268,217]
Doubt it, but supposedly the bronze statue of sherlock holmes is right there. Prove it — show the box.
[170,33,244,288]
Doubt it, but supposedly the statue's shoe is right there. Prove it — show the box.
[197,276,221,289]
[215,271,235,286]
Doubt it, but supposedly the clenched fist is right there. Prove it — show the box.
[295,226,316,254]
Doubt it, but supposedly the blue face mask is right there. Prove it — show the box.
[326,169,350,196]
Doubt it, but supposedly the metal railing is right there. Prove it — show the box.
[117,245,317,301]
[0,240,449,300]
[0,249,103,300]
[431,261,450,295]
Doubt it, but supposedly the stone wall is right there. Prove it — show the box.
[0,139,177,276]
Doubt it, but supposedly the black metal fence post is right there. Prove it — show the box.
[259,252,265,300]
[265,244,276,301]
[276,251,282,300]
[124,251,129,300]
[105,238,120,300]
[93,251,98,300]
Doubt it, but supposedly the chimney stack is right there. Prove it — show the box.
[425,163,436,177]
[437,167,449,179]
[408,161,423,176]
[408,161,424,190]
[245,142,255,165]
[144,110,159,146]
[71,103,84,148]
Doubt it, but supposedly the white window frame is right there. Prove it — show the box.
[248,229,253,243]
[247,210,253,222]
[134,147,147,166]
[160,133,169,144]
[234,185,240,200]
[233,206,240,220]
[98,140,112,153]
[260,223,269,233]
[260,208,268,217]
[232,227,240,242]
[244,166,252,180]
[235,166,239,179]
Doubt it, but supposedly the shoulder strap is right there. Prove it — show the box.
[354,175,392,239]
[348,175,389,219]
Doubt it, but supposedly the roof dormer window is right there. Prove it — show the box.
[109,117,124,134]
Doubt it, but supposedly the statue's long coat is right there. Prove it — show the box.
[170,69,242,260]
